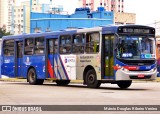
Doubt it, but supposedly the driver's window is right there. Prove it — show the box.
[141,38,153,54]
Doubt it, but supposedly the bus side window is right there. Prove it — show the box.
[24,38,34,55]
[72,34,85,54]
[35,37,44,54]
[3,40,14,56]
[53,39,58,54]
[59,35,71,54]
[48,39,58,54]
[85,32,100,53]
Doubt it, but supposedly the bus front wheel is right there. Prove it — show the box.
[117,81,132,89]
[85,69,101,88]
[27,68,44,85]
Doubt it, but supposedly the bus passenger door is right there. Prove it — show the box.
[102,35,114,79]
[46,37,58,79]
[15,41,23,77]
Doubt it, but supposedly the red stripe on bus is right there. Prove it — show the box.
[48,60,54,78]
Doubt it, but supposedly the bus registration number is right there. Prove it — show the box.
[138,74,145,78]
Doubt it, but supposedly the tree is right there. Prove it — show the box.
[0,27,12,38]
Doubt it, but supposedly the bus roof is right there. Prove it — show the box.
[2,25,155,40]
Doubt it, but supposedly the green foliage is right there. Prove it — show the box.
[0,28,12,38]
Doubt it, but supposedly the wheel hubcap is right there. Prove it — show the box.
[88,74,95,84]
[29,72,35,82]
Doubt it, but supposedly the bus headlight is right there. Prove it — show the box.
[122,67,129,72]
[150,68,156,72]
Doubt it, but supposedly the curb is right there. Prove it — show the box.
[1,78,160,83]
[0,78,26,82]
[0,78,83,83]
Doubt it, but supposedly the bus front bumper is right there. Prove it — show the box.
[115,68,157,80]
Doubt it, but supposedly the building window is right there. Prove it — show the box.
[34,27,41,33]
[108,13,112,16]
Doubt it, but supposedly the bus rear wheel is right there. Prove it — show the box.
[27,68,44,85]
[117,81,132,89]
[85,69,101,88]
[56,80,70,86]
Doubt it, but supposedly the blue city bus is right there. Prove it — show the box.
[0,25,157,88]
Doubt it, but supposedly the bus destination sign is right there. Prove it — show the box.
[118,27,155,34]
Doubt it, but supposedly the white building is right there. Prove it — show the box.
[147,21,160,37]
[0,0,20,33]
[78,0,124,12]
[0,0,9,30]
[11,1,50,35]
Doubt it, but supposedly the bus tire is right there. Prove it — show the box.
[86,69,101,88]
[27,68,44,85]
[117,81,132,89]
[56,80,70,86]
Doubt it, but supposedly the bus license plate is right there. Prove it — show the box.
[138,74,145,78]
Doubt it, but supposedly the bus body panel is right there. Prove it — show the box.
[76,54,101,80]
[2,56,15,77]
[59,55,76,80]
[47,54,55,78]
[23,55,45,79]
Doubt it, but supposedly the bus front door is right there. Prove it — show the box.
[15,41,23,77]
[46,38,58,79]
[102,35,114,79]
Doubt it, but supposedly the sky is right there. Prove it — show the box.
[124,0,160,25]
[21,0,160,25]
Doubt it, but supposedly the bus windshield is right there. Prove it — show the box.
[116,36,155,59]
